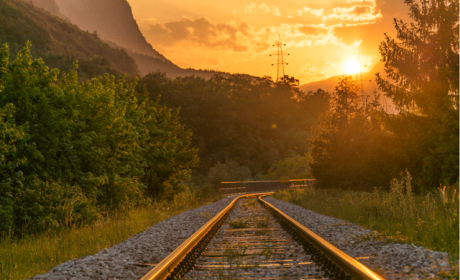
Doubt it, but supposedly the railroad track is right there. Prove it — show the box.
[141,193,384,280]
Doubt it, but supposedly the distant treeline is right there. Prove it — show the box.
[137,73,329,178]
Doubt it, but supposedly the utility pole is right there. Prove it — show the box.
[270,35,289,82]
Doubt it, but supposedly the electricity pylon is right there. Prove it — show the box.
[357,53,369,107]
[270,35,289,82]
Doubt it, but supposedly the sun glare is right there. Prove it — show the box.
[344,59,361,75]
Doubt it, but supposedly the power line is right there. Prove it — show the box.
[269,35,289,82]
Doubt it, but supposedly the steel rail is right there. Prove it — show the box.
[258,194,385,280]
[140,192,273,280]
[141,192,385,280]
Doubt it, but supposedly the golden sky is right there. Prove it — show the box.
[127,0,411,84]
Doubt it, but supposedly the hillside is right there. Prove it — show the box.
[1,0,139,79]
[300,62,385,93]
[300,62,397,113]
[31,0,225,78]
[123,48,224,78]
[52,0,164,60]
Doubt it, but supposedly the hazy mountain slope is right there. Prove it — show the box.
[300,62,397,113]
[1,0,139,79]
[53,0,164,60]
[39,0,224,78]
[300,62,386,94]
[127,51,222,79]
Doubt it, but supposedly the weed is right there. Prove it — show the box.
[255,230,268,235]
[256,216,270,228]
[247,199,257,208]
[223,245,248,259]
[260,242,273,258]
[200,211,212,219]
[228,218,249,229]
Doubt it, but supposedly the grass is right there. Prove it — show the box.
[247,199,257,208]
[256,216,270,228]
[260,242,273,258]
[255,230,268,235]
[223,245,248,259]
[0,192,220,280]
[228,218,249,229]
[274,172,459,265]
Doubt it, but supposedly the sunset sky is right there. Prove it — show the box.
[127,0,411,84]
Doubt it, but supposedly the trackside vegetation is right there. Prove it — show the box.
[274,172,459,264]
[0,189,215,280]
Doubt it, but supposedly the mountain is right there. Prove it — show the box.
[53,0,164,60]
[300,62,386,93]
[31,0,224,78]
[300,62,397,113]
[118,46,225,79]
[1,0,139,79]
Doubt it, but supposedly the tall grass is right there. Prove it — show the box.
[0,189,220,280]
[274,172,459,263]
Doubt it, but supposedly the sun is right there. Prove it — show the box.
[344,59,361,75]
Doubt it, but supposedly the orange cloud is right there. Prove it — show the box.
[244,3,281,16]
[141,17,271,52]
[297,7,324,17]
[323,5,381,22]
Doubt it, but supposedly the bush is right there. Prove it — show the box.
[0,43,197,235]
[204,161,252,187]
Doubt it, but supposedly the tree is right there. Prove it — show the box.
[376,0,459,189]
[308,76,394,189]
[0,43,198,235]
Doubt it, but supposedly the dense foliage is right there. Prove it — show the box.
[137,73,329,178]
[0,0,139,80]
[0,43,197,235]
[309,76,394,189]
[376,0,459,189]
[309,0,459,191]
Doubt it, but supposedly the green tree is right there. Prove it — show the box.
[265,154,311,180]
[309,76,394,189]
[376,0,459,189]
[137,72,329,177]
[0,43,198,234]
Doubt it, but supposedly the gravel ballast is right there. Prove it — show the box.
[32,197,235,280]
[264,197,453,280]
[32,195,453,280]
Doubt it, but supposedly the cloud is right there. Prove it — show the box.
[298,24,329,36]
[141,17,271,52]
[244,3,281,16]
[323,5,381,22]
[297,7,324,17]
[347,0,375,4]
